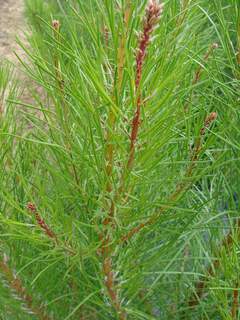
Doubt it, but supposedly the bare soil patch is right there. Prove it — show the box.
[0,0,26,62]
[0,0,42,106]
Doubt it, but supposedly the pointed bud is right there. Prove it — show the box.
[52,20,60,31]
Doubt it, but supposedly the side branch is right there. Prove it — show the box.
[121,112,217,243]
[0,255,52,320]
[27,202,58,243]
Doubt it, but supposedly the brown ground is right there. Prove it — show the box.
[0,0,26,63]
[0,0,41,106]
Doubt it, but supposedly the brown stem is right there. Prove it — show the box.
[99,4,132,319]
[231,284,239,319]
[103,25,110,48]
[121,112,217,243]
[103,256,126,320]
[127,1,164,171]
[100,233,126,320]
[0,256,52,320]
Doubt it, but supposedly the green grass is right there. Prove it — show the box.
[0,0,239,319]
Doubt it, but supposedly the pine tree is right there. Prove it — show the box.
[0,1,239,319]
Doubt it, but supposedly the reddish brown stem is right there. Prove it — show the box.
[116,1,164,207]
[103,256,125,319]
[100,237,126,320]
[27,202,58,243]
[127,1,164,170]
